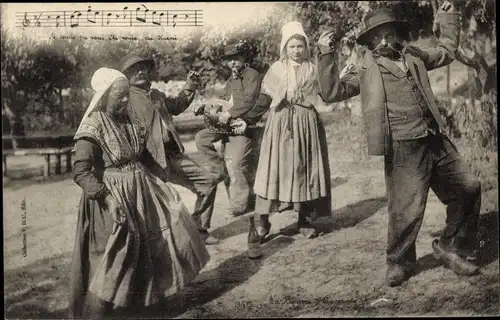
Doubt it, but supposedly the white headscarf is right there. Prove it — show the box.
[262,21,319,109]
[73,68,146,165]
[76,67,128,133]
[279,21,311,61]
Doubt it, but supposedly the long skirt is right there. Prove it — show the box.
[68,163,210,318]
[254,104,332,217]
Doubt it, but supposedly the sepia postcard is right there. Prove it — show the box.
[2,1,498,318]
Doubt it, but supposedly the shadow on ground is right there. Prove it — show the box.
[418,210,499,274]
[414,253,443,275]
[143,236,295,319]
[4,253,72,319]
[330,176,350,188]
[210,177,350,241]
[210,212,256,242]
[4,233,295,319]
[313,196,388,235]
[276,196,387,237]
[477,210,499,267]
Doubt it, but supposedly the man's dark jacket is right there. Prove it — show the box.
[317,12,460,155]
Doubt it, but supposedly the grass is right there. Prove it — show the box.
[3,104,498,318]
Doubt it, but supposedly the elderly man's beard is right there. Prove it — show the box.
[373,42,404,59]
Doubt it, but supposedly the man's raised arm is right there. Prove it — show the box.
[316,31,360,103]
[163,71,200,116]
[406,1,460,71]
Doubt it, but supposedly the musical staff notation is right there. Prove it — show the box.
[16,6,203,28]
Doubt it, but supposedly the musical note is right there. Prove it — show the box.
[45,13,63,27]
[172,14,177,27]
[70,11,82,28]
[17,8,204,28]
[152,11,164,26]
[123,6,132,26]
[136,5,149,23]
[86,6,99,24]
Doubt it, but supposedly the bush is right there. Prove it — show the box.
[437,93,498,198]
[323,107,369,162]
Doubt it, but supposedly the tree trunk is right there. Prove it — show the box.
[431,0,440,37]
[446,65,451,99]
[52,86,64,125]
[468,67,475,105]
[456,36,493,96]
[2,99,25,149]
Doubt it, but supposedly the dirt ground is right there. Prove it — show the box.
[3,111,499,318]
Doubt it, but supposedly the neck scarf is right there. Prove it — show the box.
[74,68,146,164]
[262,21,319,109]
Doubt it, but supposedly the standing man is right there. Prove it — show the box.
[316,2,481,286]
[120,53,225,245]
[195,40,262,216]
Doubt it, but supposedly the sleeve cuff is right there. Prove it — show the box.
[227,108,238,117]
[438,12,460,24]
[97,188,111,200]
[183,80,197,92]
[318,49,336,57]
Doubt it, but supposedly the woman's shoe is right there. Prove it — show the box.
[257,220,272,242]
[298,221,319,239]
[199,229,220,245]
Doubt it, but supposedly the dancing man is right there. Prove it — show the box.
[121,53,225,245]
[316,2,481,286]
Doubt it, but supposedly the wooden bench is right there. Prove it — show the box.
[3,146,74,178]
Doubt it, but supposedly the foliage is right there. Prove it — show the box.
[437,92,498,186]
[1,0,497,135]
[455,0,496,36]
[1,32,85,137]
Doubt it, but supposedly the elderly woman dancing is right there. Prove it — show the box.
[68,68,209,319]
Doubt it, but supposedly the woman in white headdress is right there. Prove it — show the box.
[233,21,332,240]
[68,68,209,319]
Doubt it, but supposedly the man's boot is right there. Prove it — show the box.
[386,264,412,287]
[432,239,479,276]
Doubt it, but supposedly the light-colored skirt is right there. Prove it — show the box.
[254,103,331,203]
[86,163,209,308]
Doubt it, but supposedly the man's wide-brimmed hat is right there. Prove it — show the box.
[356,8,410,45]
[120,53,155,74]
[222,39,254,60]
